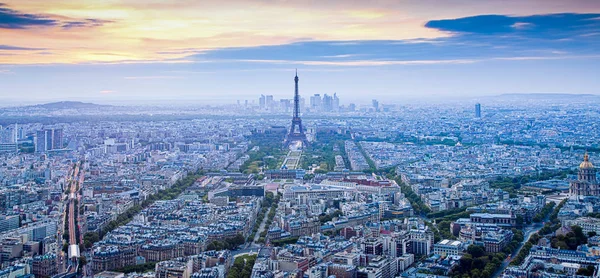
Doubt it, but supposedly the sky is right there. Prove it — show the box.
[0,0,599,105]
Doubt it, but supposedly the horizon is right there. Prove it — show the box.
[1,1,600,102]
[2,92,600,108]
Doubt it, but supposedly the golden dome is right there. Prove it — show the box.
[580,152,594,169]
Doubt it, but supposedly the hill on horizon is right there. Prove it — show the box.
[31,101,112,109]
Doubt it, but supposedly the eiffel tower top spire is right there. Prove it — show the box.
[294,69,300,119]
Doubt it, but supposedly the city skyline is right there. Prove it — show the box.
[1,1,600,104]
[2,2,600,276]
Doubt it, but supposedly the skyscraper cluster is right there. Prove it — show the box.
[35,128,63,153]
[310,93,340,112]
[258,93,342,113]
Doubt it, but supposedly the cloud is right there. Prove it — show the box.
[156,48,206,55]
[0,45,45,51]
[99,90,115,94]
[124,75,184,80]
[425,13,600,39]
[62,18,113,29]
[230,58,477,66]
[179,13,600,67]
[511,22,534,30]
[0,3,112,30]
[0,69,12,74]
[0,4,57,29]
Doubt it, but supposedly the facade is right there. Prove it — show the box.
[31,254,58,278]
[265,169,304,179]
[363,238,383,256]
[287,217,320,237]
[95,271,125,278]
[92,245,137,272]
[155,259,193,278]
[0,215,19,233]
[483,229,513,253]
[0,143,17,153]
[563,217,600,235]
[469,213,516,227]
[283,184,347,203]
[409,229,434,256]
[140,243,186,262]
[328,264,357,278]
[569,153,599,196]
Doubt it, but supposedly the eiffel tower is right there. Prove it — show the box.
[284,70,308,147]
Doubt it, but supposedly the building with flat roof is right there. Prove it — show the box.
[155,259,193,278]
[433,240,464,257]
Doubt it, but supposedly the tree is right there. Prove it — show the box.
[458,254,473,272]
[516,215,524,226]
[572,225,588,245]
[588,231,597,238]
[576,265,595,276]
[467,244,485,258]
[83,232,99,248]
[78,256,87,266]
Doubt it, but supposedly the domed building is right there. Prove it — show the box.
[569,153,599,196]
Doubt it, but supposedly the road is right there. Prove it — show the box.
[491,222,545,278]
[253,209,270,243]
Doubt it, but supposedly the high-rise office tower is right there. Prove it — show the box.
[259,94,266,109]
[52,128,63,149]
[300,97,306,112]
[266,95,274,110]
[333,93,340,112]
[310,94,322,111]
[372,99,379,112]
[0,126,15,144]
[280,99,291,113]
[322,94,333,112]
[475,103,481,118]
[36,130,50,152]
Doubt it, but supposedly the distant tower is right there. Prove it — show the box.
[372,99,379,112]
[259,94,266,109]
[284,70,308,147]
[475,103,481,118]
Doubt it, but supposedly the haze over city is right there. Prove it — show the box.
[1,0,600,105]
